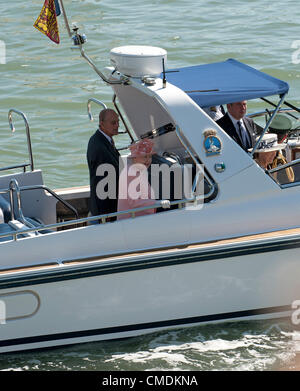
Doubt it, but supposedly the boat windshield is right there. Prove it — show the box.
[248,106,300,188]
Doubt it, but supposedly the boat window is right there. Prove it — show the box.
[149,153,217,208]
[247,104,300,188]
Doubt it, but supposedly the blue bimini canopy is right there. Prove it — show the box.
[163,59,289,108]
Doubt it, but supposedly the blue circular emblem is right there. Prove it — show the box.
[204,135,222,156]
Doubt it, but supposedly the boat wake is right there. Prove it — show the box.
[0,320,298,371]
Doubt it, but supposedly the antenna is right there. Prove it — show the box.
[162,58,167,88]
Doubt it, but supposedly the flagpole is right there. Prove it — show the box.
[58,0,72,37]
[54,0,129,86]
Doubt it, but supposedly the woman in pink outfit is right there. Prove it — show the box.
[117,139,156,220]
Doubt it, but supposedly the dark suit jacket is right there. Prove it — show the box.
[216,112,258,151]
[87,130,120,216]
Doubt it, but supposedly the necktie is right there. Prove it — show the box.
[237,120,249,149]
[111,138,117,150]
[111,138,119,156]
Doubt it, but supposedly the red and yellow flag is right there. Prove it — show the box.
[34,0,60,44]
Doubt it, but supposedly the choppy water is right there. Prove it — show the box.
[0,0,300,371]
[0,320,300,371]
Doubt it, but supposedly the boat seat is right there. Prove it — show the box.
[0,220,48,243]
[6,217,53,240]
[0,195,11,224]
[0,223,15,243]
[24,217,54,234]
[0,215,53,242]
[0,192,53,235]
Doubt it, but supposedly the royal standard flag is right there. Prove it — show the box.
[34,0,60,44]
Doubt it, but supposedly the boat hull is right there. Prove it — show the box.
[0,234,297,353]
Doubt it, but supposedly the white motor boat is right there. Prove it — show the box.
[1,29,300,353]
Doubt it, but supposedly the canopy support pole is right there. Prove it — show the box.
[250,93,287,157]
[282,100,300,114]
[261,97,299,119]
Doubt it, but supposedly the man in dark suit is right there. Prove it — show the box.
[216,101,259,152]
[87,109,120,219]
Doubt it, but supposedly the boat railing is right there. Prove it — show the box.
[0,176,215,242]
[0,179,79,232]
[268,157,300,174]
[87,96,135,144]
[8,179,37,229]
[112,94,135,142]
[247,106,300,187]
[0,197,196,242]
[87,98,107,121]
[0,163,32,174]
[72,26,130,86]
[248,107,300,123]
[267,157,300,188]
[3,109,35,173]
[249,94,287,157]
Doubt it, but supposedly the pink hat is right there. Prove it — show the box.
[129,139,155,158]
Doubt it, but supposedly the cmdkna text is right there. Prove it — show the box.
[101,374,199,388]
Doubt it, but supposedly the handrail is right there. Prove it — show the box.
[261,98,300,117]
[8,109,34,172]
[73,28,130,86]
[1,181,79,228]
[87,97,135,145]
[21,184,79,221]
[248,107,300,121]
[112,94,135,142]
[87,98,107,122]
[268,157,300,174]
[0,163,31,173]
[9,179,36,229]
[250,93,287,157]
[28,185,79,221]
[0,194,204,241]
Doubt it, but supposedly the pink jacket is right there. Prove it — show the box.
[117,163,156,220]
